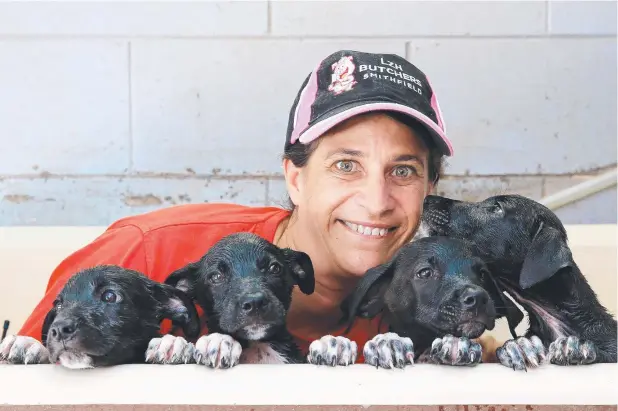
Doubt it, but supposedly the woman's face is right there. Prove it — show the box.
[285,112,434,277]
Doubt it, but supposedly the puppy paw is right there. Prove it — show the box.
[307,335,357,366]
[362,332,414,369]
[496,335,546,371]
[194,333,242,369]
[548,336,597,366]
[145,334,196,364]
[426,335,482,366]
[0,335,50,365]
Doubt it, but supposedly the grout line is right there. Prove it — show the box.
[545,0,551,34]
[0,170,614,181]
[127,41,133,173]
[0,34,615,40]
[266,0,272,35]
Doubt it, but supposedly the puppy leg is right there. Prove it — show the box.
[194,333,242,369]
[496,335,546,371]
[145,334,196,364]
[362,332,414,369]
[307,335,357,366]
[424,335,482,366]
[547,336,597,366]
[0,335,50,365]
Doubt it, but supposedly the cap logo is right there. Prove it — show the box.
[328,56,357,95]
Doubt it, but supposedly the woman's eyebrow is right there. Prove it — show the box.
[394,154,425,165]
[325,148,364,158]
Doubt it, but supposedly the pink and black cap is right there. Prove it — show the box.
[285,50,454,156]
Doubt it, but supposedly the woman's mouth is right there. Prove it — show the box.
[339,220,396,238]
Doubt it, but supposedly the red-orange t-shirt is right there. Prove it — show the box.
[18,203,386,362]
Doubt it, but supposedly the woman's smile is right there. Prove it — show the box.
[337,219,397,238]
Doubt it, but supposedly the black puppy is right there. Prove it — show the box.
[148,232,315,368]
[0,265,200,368]
[415,194,617,369]
[341,236,515,369]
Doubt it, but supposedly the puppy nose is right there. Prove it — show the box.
[50,320,77,340]
[240,293,267,313]
[460,288,488,309]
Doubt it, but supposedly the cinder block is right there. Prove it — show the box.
[543,175,595,197]
[267,178,289,208]
[271,1,546,36]
[553,187,617,224]
[549,1,617,35]
[434,176,544,202]
[131,40,406,175]
[0,177,267,226]
[0,2,267,36]
[0,40,130,174]
[408,38,617,175]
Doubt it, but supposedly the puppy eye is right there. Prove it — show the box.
[479,268,490,280]
[268,262,281,274]
[488,201,504,215]
[208,272,224,284]
[416,268,432,279]
[101,290,119,303]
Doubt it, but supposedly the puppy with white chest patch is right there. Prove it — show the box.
[0,265,200,368]
[415,194,617,370]
[340,236,528,369]
[146,232,315,368]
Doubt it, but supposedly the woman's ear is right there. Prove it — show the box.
[282,158,303,207]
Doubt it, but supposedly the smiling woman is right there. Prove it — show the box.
[8,49,503,368]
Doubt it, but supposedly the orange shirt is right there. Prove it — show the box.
[18,203,386,363]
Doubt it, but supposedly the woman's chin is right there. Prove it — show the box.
[336,251,391,277]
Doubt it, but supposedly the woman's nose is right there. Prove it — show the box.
[358,175,395,216]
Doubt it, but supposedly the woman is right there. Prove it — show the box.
[15,50,499,363]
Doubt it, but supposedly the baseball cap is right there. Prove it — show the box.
[285,50,454,156]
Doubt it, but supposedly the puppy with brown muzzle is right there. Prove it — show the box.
[340,236,524,369]
[146,232,316,368]
[415,194,617,370]
[0,265,200,368]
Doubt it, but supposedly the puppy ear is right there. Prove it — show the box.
[483,271,524,339]
[282,248,315,295]
[520,223,574,289]
[41,307,57,347]
[164,262,201,296]
[340,260,395,333]
[153,283,201,340]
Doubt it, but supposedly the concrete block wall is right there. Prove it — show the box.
[0,1,616,226]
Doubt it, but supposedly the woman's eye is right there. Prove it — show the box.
[335,160,356,173]
[392,165,416,178]
[269,263,281,274]
[101,290,118,303]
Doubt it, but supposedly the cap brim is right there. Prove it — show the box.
[297,101,454,156]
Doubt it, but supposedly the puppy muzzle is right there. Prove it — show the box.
[220,292,287,340]
[46,315,112,360]
[438,290,497,338]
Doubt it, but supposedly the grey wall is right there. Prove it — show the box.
[1,1,616,226]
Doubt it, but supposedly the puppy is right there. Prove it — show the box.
[0,265,200,369]
[340,236,519,369]
[415,194,617,369]
[146,232,315,368]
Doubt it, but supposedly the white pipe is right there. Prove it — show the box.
[539,168,618,211]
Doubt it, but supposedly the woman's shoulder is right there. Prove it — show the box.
[108,202,290,235]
